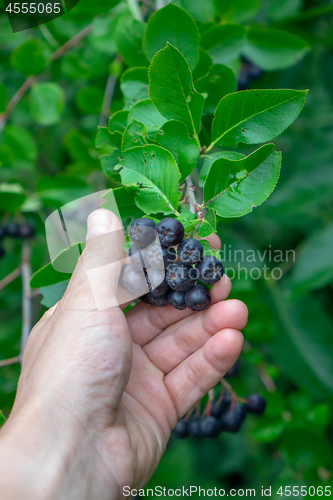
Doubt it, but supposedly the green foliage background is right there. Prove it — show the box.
[1,0,333,495]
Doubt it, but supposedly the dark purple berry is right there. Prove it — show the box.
[128,244,147,271]
[246,394,266,415]
[166,262,197,291]
[199,416,221,438]
[120,264,148,296]
[18,223,35,239]
[129,218,156,248]
[6,222,20,238]
[233,403,248,423]
[188,417,204,439]
[156,218,184,247]
[168,290,186,310]
[146,267,169,296]
[196,255,223,285]
[225,360,240,378]
[220,410,242,433]
[0,226,6,240]
[177,238,203,265]
[172,420,189,439]
[146,240,176,269]
[211,391,231,419]
[0,245,4,259]
[146,292,169,307]
[185,285,211,311]
[140,294,151,304]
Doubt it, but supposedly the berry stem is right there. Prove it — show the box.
[185,175,203,219]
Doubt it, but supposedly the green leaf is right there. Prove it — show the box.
[128,99,167,134]
[213,0,260,23]
[118,145,181,215]
[198,208,216,237]
[95,127,115,149]
[100,149,122,180]
[37,175,90,208]
[120,67,149,109]
[149,43,204,138]
[176,210,199,232]
[75,86,104,115]
[172,0,215,22]
[289,223,333,297]
[192,48,212,80]
[107,110,129,149]
[204,146,281,217]
[102,187,144,221]
[2,124,37,162]
[264,0,303,21]
[114,16,149,67]
[268,288,333,400]
[30,244,81,288]
[243,27,310,71]
[155,120,200,182]
[40,281,69,308]
[0,84,7,113]
[251,419,285,443]
[122,119,150,151]
[210,89,307,149]
[200,24,246,65]
[0,183,26,212]
[63,129,92,162]
[0,410,6,427]
[30,83,65,126]
[143,3,200,71]
[10,39,47,76]
[199,151,244,187]
[195,64,237,114]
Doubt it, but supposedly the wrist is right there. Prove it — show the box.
[0,398,87,500]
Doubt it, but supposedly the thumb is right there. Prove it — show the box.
[61,209,127,312]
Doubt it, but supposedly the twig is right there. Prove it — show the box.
[0,266,21,291]
[0,355,21,368]
[0,356,21,368]
[0,24,92,136]
[20,242,32,360]
[39,24,59,49]
[185,175,203,219]
[258,362,276,392]
[99,74,116,127]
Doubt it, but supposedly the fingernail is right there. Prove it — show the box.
[87,209,113,240]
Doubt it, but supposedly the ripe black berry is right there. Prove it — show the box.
[199,416,221,438]
[0,226,6,240]
[129,218,156,248]
[172,420,189,439]
[120,264,148,296]
[156,218,184,247]
[0,245,5,259]
[220,410,242,433]
[166,262,196,291]
[185,285,211,311]
[6,222,21,238]
[18,223,35,239]
[168,290,186,310]
[146,268,169,296]
[128,244,147,271]
[177,238,203,265]
[233,403,248,423]
[196,255,224,284]
[211,391,231,419]
[246,394,266,415]
[140,294,151,304]
[146,241,176,269]
[146,292,169,307]
[188,417,204,439]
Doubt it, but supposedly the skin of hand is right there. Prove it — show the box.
[0,209,247,500]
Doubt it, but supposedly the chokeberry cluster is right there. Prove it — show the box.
[0,222,35,260]
[120,217,224,312]
[173,390,266,440]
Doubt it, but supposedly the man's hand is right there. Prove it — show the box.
[0,209,247,500]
